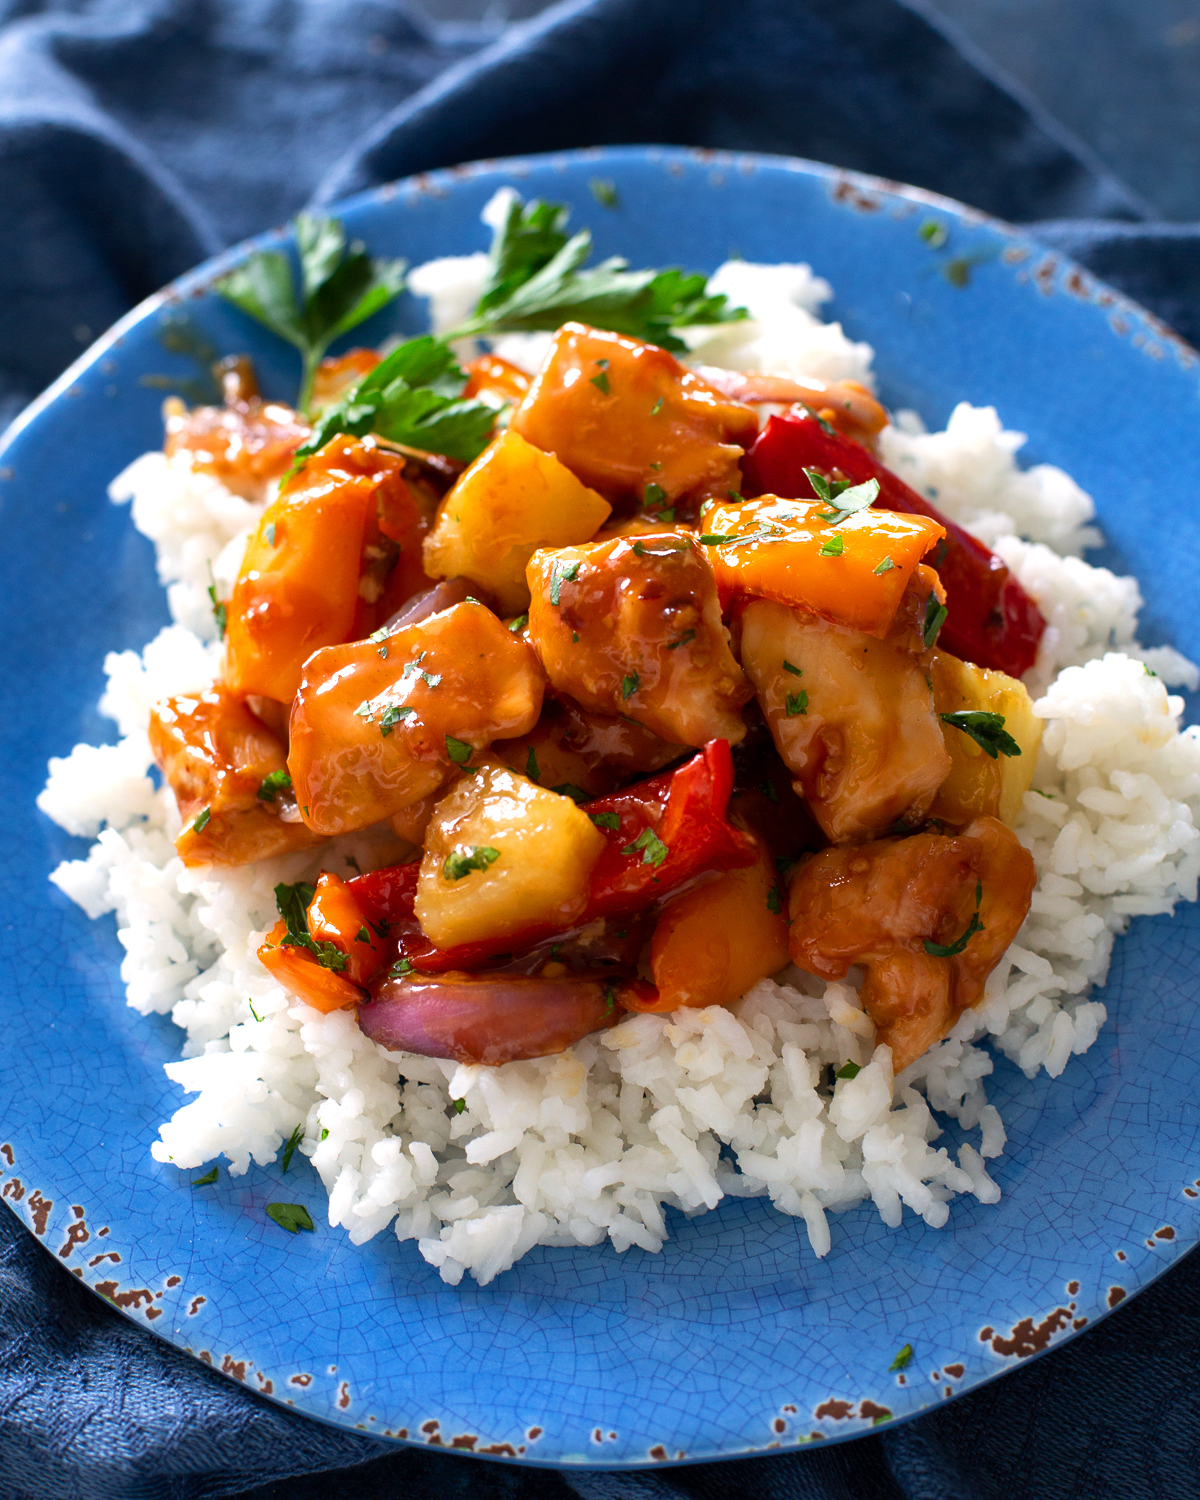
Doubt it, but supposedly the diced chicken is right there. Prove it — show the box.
[491,693,683,799]
[740,566,951,842]
[423,428,611,613]
[415,761,606,949]
[788,815,1036,1070]
[148,687,323,866]
[511,323,759,518]
[288,601,544,836]
[527,532,751,747]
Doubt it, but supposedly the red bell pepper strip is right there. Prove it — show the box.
[740,411,1045,677]
[350,739,759,974]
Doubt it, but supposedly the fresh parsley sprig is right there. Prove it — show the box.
[804,468,880,525]
[939,711,1022,759]
[215,213,407,414]
[273,881,349,973]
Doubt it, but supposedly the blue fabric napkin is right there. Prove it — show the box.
[2,1,1198,1496]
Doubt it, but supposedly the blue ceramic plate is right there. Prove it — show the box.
[2,147,1199,1468]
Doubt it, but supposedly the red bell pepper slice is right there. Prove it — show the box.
[350,739,758,974]
[740,411,1045,677]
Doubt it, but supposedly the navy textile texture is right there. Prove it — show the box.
[2,1,1199,1496]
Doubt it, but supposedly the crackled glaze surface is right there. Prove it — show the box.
[2,148,1199,1467]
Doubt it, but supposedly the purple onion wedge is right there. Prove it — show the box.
[359,970,620,1065]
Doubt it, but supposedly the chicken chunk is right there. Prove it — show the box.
[788,815,1036,1070]
[740,567,951,842]
[492,692,684,799]
[527,532,751,747]
[148,687,323,866]
[163,362,309,503]
[288,600,544,836]
[511,323,759,518]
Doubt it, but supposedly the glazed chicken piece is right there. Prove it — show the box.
[492,692,684,799]
[740,565,951,842]
[788,815,1036,1071]
[163,357,310,503]
[511,323,759,518]
[287,600,544,836]
[526,531,751,747]
[149,687,323,867]
[224,435,438,707]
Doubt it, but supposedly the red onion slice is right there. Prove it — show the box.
[359,971,618,1065]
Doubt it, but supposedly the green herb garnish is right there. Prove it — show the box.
[264,521,277,547]
[786,691,808,717]
[273,880,348,972]
[804,468,879,525]
[589,178,619,209]
[591,811,621,831]
[667,629,696,650]
[192,1166,218,1187]
[379,702,415,737]
[443,845,501,881]
[452,1098,466,1115]
[919,219,948,248]
[924,882,984,958]
[835,1062,861,1080]
[819,535,844,558]
[508,613,529,633]
[873,556,895,575]
[214,213,407,413]
[389,958,413,978]
[889,1343,915,1372]
[257,769,293,803]
[604,985,616,1015]
[590,368,610,394]
[939,711,1022,759]
[766,887,782,915]
[644,481,667,509]
[550,559,579,605]
[760,777,778,803]
[192,807,211,833]
[782,660,803,676]
[266,1202,315,1234]
[206,562,227,640]
[552,783,589,804]
[281,1123,303,1174]
[621,672,639,701]
[525,746,541,782]
[650,396,665,415]
[445,735,474,766]
[923,592,948,649]
[622,827,669,867]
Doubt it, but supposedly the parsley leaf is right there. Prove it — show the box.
[805,470,879,525]
[389,957,413,978]
[589,177,619,209]
[590,811,621,831]
[281,1123,303,1174]
[525,746,541,782]
[551,783,589,803]
[889,1343,915,1372]
[550,559,579,605]
[206,563,227,640]
[191,806,212,833]
[786,691,808,717]
[379,702,414,737]
[873,556,895,575]
[940,711,1022,759]
[452,1097,467,1115]
[622,671,639,700]
[508,613,529,633]
[273,880,348,972]
[766,887,782,915]
[644,481,667,509]
[215,213,407,413]
[782,660,803,676]
[590,369,610,394]
[924,883,985,958]
[923,592,948,649]
[760,777,778,803]
[666,629,695,650]
[445,735,474,766]
[266,1202,315,1234]
[192,1166,218,1187]
[835,1061,861,1080]
[819,534,844,557]
[443,845,501,881]
[257,769,293,803]
[446,192,747,354]
[622,826,669,867]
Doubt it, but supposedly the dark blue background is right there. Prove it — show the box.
[2,2,1199,1496]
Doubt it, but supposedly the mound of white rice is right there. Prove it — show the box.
[39,221,1200,1286]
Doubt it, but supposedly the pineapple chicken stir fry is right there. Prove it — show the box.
[153,319,1045,1074]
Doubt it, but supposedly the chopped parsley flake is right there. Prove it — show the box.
[873,556,895,575]
[590,369,610,394]
[388,958,413,978]
[923,592,948,649]
[525,746,541,782]
[650,396,664,415]
[320,1128,329,1141]
[552,783,588,803]
[508,613,528,633]
[835,1061,861,1080]
[604,985,616,1015]
[273,880,349,972]
[549,559,579,605]
[452,1097,466,1114]
[782,660,803,676]
[924,882,984,958]
[266,1202,315,1234]
[889,1343,915,1372]
[766,887,782,915]
[1144,662,1158,677]
[698,532,737,546]
[355,925,372,945]
[667,629,696,650]
[192,1166,218,1187]
[264,521,277,546]
[590,811,621,831]
[379,702,414,737]
[445,735,474,766]
[760,777,778,803]
[644,481,666,508]
[281,1123,303,1174]
[819,534,844,557]
[939,711,1022,759]
[786,690,808,717]
[443,845,501,881]
[257,769,292,803]
[621,671,639,700]
[206,562,227,640]
[622,826,669,867]
[805,469,880,525]
[192,806,211,833]
[588,177,619,208]
[247,998,262,1022]
[919,219,948,248]
[368,627,390,643]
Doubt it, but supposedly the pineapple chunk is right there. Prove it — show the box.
[929,652,1042,826]
[415,761,606,949]
[423,429,611,614]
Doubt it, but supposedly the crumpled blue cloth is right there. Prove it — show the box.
[2,1,1198,1496]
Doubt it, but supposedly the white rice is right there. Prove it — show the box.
[39,222,1200,1286]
